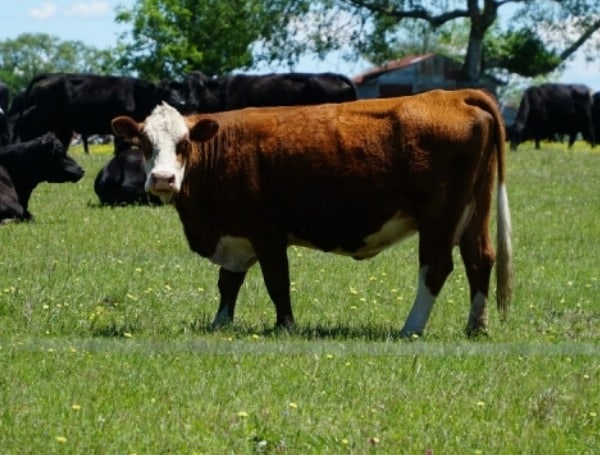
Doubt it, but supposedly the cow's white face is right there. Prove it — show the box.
[142,102,189,202]
[112,102,220,203]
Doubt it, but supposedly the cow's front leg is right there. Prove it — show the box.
[213,267,247,328]
[253,238,294,329]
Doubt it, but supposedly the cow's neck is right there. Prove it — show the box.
[174,193,220,258]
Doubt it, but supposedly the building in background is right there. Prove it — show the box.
[352,53,502,99]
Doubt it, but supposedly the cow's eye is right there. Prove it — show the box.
[176,141,189,158]
[143,147,154,161]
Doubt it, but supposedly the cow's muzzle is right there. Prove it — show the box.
[147,170,177,201]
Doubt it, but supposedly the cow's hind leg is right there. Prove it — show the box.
[459,214,495,337]
[400,235,454,337]
[212,267,247,328]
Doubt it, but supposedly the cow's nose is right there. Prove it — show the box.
[148,170,176,193]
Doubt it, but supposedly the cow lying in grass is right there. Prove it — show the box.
[112,89,513,337]
[0,132,84,222]
[94,144,161,206]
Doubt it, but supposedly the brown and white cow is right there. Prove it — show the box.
[112,89,513,336]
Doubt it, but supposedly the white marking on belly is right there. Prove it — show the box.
[209,236,257,272]
[349,212,417,259]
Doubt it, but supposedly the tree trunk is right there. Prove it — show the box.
[460,0,499,83]
[462,34,485,83]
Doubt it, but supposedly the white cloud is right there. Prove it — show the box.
[66,1,110,18]
[29,2,58,19]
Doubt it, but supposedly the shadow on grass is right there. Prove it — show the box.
[184,318,459,342]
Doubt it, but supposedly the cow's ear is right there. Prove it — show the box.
[111,116,141,141]
[189,118,219,143]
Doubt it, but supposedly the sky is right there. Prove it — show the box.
[0,0,598,91]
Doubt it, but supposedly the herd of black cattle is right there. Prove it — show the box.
[0,71,597,224]
[0,71,356,222]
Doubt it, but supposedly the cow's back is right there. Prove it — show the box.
[70,75,160,128]
[221,73,356,109]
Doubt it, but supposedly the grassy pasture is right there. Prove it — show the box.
[0,141,599,453]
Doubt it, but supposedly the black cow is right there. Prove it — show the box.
[0,133,84,221]
[94,144,161,206]
[0,81,8,110]
[509,83,595,150]
[0,165,23,223]
[179,71,357,112]
[591,91,600,142]
[0,81,9,145]
[11,73,192,153]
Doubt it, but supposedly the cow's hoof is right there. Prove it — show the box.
[464,324,489,339]
[399,329,423,341]
[210,314,233,330]
[275,316,295,331]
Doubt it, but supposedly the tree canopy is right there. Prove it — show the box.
[1,1,600,97]
[114,0,600,85]
[302,1,600,80]
[115,0,308,80]
[0,33,119,96]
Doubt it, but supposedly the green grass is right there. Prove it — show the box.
[1,141,599,453]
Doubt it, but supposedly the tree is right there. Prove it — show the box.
[298,0,600,83]
[113,0,600,86]
[115,0,308,80]
[0,33,119,96]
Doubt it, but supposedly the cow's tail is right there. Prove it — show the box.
[492,98,514,320]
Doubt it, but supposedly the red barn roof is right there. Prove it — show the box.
[352,54,436,84]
